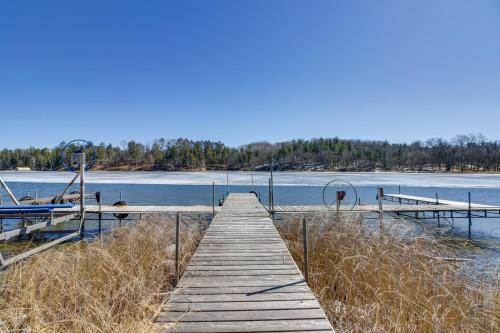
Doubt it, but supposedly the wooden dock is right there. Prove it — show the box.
[57,205,219,214]
[271,204,500,213]
[156,193,334,333]
[0,205,219,268]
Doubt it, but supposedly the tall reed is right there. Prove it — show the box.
[0,214,207,332]
[277,213,499,333]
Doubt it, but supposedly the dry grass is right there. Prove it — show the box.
[0,214,208,333]
[277,213,500,333]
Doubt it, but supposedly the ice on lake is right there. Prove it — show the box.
[1,171,500,188]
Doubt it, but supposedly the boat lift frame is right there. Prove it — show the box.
[0,152,91,268]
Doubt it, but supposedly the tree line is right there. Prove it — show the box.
[1,134,499,172]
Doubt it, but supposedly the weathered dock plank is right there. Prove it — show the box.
[157,308,325,322]
[272,204,500,213]
[156,193,334,333]
[157,319,333,333]
[53,205,220,214]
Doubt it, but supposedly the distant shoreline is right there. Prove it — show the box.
[2,168,500,175]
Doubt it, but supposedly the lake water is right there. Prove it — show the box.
[1,171,500,242]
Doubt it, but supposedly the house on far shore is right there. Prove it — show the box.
[15,167,31,171]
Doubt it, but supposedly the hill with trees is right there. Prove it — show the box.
[1,134,499,172]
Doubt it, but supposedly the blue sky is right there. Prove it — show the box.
[1,0,499,148]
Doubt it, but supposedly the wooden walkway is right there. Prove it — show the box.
[271,204,500,213]
[55,205,219,214]
[10,203,500,217]
[156,193,334,333]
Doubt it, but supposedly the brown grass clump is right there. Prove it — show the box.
[0,214,207,332]
[277,213,500,333]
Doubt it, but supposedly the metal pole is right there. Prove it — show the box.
[54,172,79,204]
[377,187,384,229]
[270,176,274,214]
[79,153,86,239]
[302,217,309,284]
[0,177,20,205]
[336,193,340,213]
[175,212,180,285]
[118,191,123,226]
[268,178,272,217]
[468,192,472,239]
[98,191,102,235]
[212,182,215,218]
[226,172,229,195]
[270,162,274,213]
[433,193,439,219]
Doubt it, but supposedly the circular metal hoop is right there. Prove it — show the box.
[60,139,97,172]
[322,179,358,211]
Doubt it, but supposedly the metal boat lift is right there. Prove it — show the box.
[0,140,95,268]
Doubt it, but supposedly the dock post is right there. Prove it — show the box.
[270,177,274,217]
[98,192,102,235]
[79,153,86,239]
[377,187,384,230]
[268,178,272,217]
[302,217,309,284]
[212,182,215,218]
[468,192,472,239]
[175,212,180,285]
[434,193,439,219]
